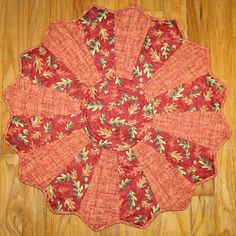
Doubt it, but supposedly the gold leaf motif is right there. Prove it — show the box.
[42,70,54,78]
[64,198,76,211]
[128,103,140,115]
[143,131,152,141]
[136,176,147,189]
[200,105,209,112]
[153,29,163,37]
[105,66,115,80]
[170,151,184,162]
[33,56,43,73]
[182,96,193,105]
[31,131,41,139]
[97,127,113,138]
[71,169,78,180]
[88,87,97,99]
[163,103,177,113]
[149,48,161,62]
[114,142,130,151]
[99,28,108,41]
[203,88,213,101]
[82,163,94,177]
[141,200,152,209]
[31,116,43,127]
[38,46,46,56]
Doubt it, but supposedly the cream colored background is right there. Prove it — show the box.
[0,0,235,235]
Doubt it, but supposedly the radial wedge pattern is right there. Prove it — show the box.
[3,4,231,231]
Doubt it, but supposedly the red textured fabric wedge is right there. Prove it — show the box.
[3,3,231,231]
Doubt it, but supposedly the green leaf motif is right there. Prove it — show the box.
[78,147,89,162]
[128,126,137,141]
[55,173,70,184]
[170,85,184,100]
[95,10,108,22]
[86,101,103,111]
[126,149,136,162]
[87,40,101,55]
[144,36,151,49]
[22,53,31,59]
[143,99,157,119]
[99,80,108,91]
[99,57,107,69]
[199,156,213,171]
[213,102,220,111]
[177,139,190,159]
[119,178,131,189]
[100,113,106,125]
[143,62,153,78]
[176,166,187,175]
[85,125,92,138]
[167,20,174,27]
[99,139,112,148]
[109,117,126,127]
[65,121,75,131]
[55,201,63,212]
[154,135,166,153]
[145,187,153,201]
[12,116,27,127]
[54,78,72,90]
[115,77,123,87]
[44,121,52,134]
[192,174,202,182]
[73,180,84,198]
[49,185,56,199]
[108,36,114,45]
[134,215,143,224]
[133,66,143,77]
[206,76,222,91]
[189,90,202,98]
[161,42,172,58]
[128,191,137,210]
[179,36,184,42]
[188,107,196,112]
[17,134,29,146]
[80,16,91,26]
[118,93,129,105]
[118,93,138,105]
[47,55,53,68]
[151,204,160,217]
[128,95,138,102]
[128,103,140,115]
[116,142,130,151]
[32,75,42,85]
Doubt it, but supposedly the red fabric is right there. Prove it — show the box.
[3,4,231,231]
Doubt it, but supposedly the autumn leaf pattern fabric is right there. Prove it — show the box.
[3,4,231,231]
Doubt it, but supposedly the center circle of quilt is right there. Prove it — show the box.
[85,80,150,149]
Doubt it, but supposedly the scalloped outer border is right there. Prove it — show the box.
[2,3,232,232]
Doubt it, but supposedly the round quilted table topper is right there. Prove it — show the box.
[3,4,232,231]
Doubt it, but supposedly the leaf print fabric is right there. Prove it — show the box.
[21,45,88,100]
[78,7,115,80]
[5,114,85,152]
[3,4,231,231]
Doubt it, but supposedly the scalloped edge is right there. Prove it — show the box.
[2,3,232,232]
